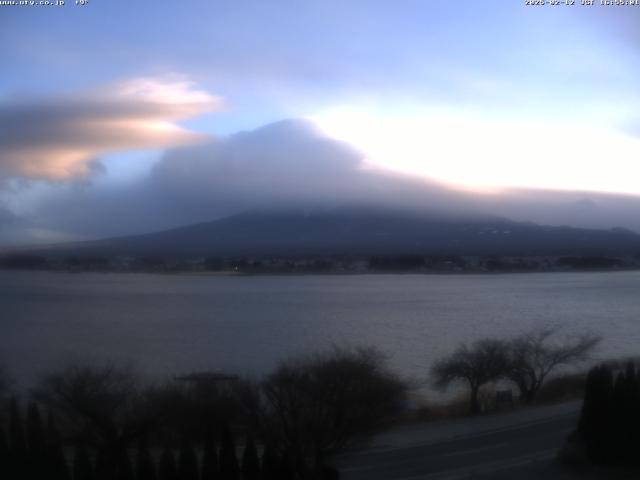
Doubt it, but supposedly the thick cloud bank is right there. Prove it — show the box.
[20,119,469,240]
[4,118,640,245]
[0,78,220,181]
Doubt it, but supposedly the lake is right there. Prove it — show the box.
[1,270,638,391]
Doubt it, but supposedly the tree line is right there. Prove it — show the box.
[0,330,601,479]
[0,347,407,480]
[0,397,266,480]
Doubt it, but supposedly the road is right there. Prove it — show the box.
[339,411,579,479]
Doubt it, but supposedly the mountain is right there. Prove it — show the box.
[9,207,640,258]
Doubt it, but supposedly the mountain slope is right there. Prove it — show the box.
[14,207,640,258]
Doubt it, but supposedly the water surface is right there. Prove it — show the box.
[1,270,637,388]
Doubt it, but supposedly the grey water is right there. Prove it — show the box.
[1,270,638,390]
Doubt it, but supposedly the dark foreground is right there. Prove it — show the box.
[340,412,583,479]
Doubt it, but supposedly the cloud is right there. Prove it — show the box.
[0,78,221,181]
[18,119,469,240]
[149,119,366,209]
[0,207,35,245]
[0,207,19,226]
[6,117,640,246]
[310,107,640,197]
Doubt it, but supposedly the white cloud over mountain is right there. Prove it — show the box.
[4,117,640,246]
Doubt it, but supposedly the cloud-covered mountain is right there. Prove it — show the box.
[21,119,476,240]
[5,118,640,247]
[18,206,640,259]
[6,2,640,249]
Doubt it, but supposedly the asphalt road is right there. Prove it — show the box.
[339,412,578,480]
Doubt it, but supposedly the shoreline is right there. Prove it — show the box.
[1,267,639,276]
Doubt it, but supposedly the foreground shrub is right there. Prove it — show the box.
[243,346,408,478]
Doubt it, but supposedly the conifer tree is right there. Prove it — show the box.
[178,437,199,480]
[116,450,134,480]
[611,372,626,463]
[73,444,95,480]
[578,365,613,464]
[121,459,135,480]
[318,464,340,480]
[200,437,218,480]
[27,403,46,455]
[0,426,10,477]
[609,362,640,464]
[218,426,239,480]
[241,437,260,480]
[158,446,178,480]
[45,411,70,480]
[136,437,156,480]
[630,363,640,466]
[277,453,295,480]
[8,398,27,478]
[621,362,638,463]
[9,398,26,462]
[95,449,113,480]
[27,402,47,478]
[260,443,279,480]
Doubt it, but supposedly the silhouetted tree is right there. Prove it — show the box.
[610,371,628,463]
[505,329,600,403]
[158,446,179,480]
[624,362,640,461]
[200,437,218,480]
[46,411,70,480]
[95,449,114,480]
[27,402,47,478]
[260,443,279,480]
[74,445,95,480]
[241,437,260,480]
[277,453,295,480]
[8,397,27,475]
[0,425,8,474]
[600,362,639,465]
[136,437,156,480]
[116,450,134,480]
[577,364,614,464]
[178,437,199,480]
[318,464,340,480]
[218,426,239,480]
[244,346,407,477]
[432,339,508,414]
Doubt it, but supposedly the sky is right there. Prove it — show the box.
[2,1,640,244]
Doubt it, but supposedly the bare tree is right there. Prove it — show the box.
[32,363,161,477]
[431,339,509,414]
[505,329,601,404]
[243,346,408,478]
